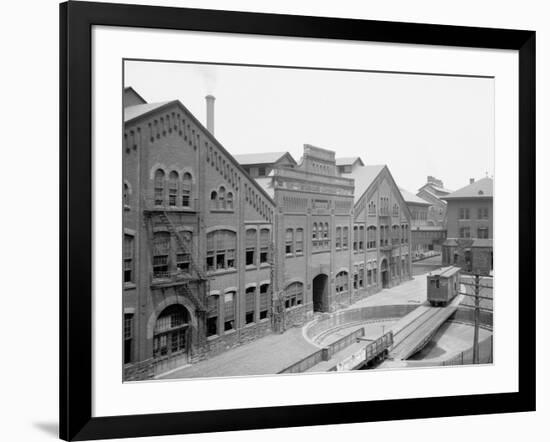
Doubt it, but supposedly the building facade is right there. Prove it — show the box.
[400,187,446,258]
[416,175,452,227]
[123,87,413,380]
[123,88,276,380]
[441,177,493,273]
[233,152,297,178]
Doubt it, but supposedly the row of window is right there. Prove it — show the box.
[210,186,234,210]
[148,112,198,146]
[459,227,490,239]
[459,207,490,220]
[153,169,193,207]
[207,284,271,336]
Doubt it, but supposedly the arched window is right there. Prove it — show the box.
[285,229,294,255]
[206,230,236,271]
[353,225,359,251]
[176,231,192,273]
[245,286,256,324]
[335,271,349,293]
[224,291,236,331]
[246,229,257,266]
[259,283,270,319]
[260,229,270,263]
[206,294,219,337]
[210,190,217,209]
[152,231,170,278]
[123,234,134,283]
[359,225,365,250]
[342,226,349,249]
[218,186,226,209]
[168,171,179,206]
[295,228,304,255]
[284,282,303,309]
[154,169,165,205]
[226,192,234,210]
[182,172,192,207]
[323,222,329,247]
[153,304,189,358]
[367,226,377,249]
[312,223,318,248]
[123,182,130,207]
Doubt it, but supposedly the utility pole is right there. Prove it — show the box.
[472,273,480,364]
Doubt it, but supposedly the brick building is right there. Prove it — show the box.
[416,176,453,227]
[123,87,412,380]
[400,187,446,258]
[441,177,493,273]
[233,152,297,178]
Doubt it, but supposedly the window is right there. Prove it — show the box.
[359,265,364,288]
[323,222,329,247]
[478,207,489,219]
[353,266,358,289]
[210,191,217,209]
[295,228,304,255]
[154,169,165,205]
[207,295,219,337]
[152,232,170,278]
[168,171,178,206]
[245,287,256,324]
[367,226,377,249]
[368,200,376,215]
[460,227,471,238]
[218,186,226,209]
[335,227,342,249]
[312,223,318,249]
[182,172,192,207]
[335,271,349,293]
[246,229,257,266]
[124,234,134,283]
[459,208,470,220]
[353,226,358,251]
[392,225,400,245]
[358,225,365,250]
[342,226,349,249]
[124,313,133,364]
[123,182,130,207]
[259,284,270,319]
[153,305,188,358]
[176,231,192,273]
[226,192,234,210]
[285,228,294,255]
[260,229,270,263]
[224,291,236,331]
[367,268,372,286]
[258,167,266,176]
[477,227,489,239]
[285,282,303,309]
[206,230,237,271]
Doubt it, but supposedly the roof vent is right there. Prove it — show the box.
[478,190,484,195]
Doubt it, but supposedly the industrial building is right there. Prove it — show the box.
[122,87,412,380]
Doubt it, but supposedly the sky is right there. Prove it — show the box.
[124,60,494,193]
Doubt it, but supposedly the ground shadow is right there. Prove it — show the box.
[33,421,58,438]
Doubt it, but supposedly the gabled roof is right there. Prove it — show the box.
[399,187,431,206]
[419,182,453,194]
[124,101,173,123]
[443,177,493,200]
[123,95,276,206]
[336,156,365,167]
[124,86,148,106]
[233,151,297,166]
[343,165,385,203]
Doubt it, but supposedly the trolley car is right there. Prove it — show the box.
[427,266,461,307]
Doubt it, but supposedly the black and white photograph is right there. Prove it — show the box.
[122,60,495,381]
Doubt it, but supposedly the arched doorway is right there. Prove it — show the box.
[380,259,389,288]
[153,304,190,374]
[312,273,329,312]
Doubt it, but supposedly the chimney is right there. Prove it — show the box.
[469,178,475,184]
[205,95,215,135]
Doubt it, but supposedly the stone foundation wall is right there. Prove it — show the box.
[206,319,272,357]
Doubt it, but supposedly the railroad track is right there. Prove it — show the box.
[390,306,443,357]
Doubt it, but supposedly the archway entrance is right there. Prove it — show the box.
[153,304,190,374]
[312,273,329,313]
[380,259,389,288]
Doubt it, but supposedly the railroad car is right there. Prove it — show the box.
[427,266,461,307]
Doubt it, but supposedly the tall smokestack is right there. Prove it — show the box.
[205,95,215,135]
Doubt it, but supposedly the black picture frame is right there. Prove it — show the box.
[59,1,536,440]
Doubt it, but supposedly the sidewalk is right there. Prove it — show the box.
[157,274,430,380]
